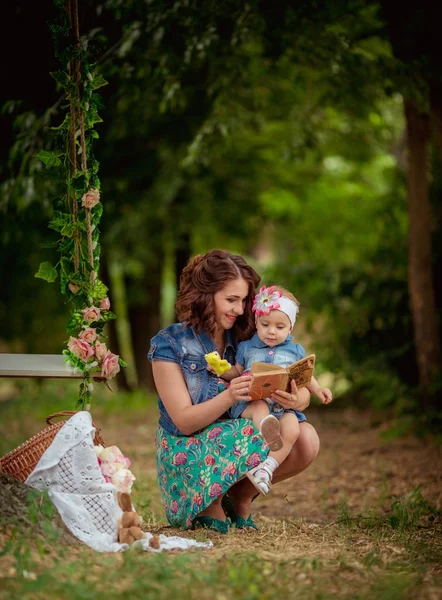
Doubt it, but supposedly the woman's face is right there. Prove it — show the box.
[213,278,249,331]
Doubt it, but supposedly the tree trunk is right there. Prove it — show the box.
[127,257,163,391]
[100,256,131,391]
[174,231,191,323]
[404,99,442,402]
[430,88,442,161]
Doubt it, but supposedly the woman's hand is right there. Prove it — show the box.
[271,380,309,411]
[228,374,252,403]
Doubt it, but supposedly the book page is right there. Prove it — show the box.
[286,354,316,389]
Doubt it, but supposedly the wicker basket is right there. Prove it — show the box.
[0,411,104,483]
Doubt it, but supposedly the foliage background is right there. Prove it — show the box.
[1,0,441,431]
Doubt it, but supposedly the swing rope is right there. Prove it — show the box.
[67,0,94,283]
[33,0,127,409]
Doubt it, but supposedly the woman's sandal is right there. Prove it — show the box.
[245,464,273,496]
[222,494,258,530]
[193,515,230,534]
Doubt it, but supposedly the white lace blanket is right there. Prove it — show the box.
[26,411,212,553]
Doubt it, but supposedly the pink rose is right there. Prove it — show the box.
[68,337,94,362]
[79,327,98,344]
[100,460,118,479]
[95,341,108,361]
[111,468,135,494]
[100,297,110,310]
[242,425,254,436]
[101,352,120,379]
[98,446,131,481]
[95,445,104,456]
[170,500,179,514]
[81,188,100,209]
[99,445,129,467]
[82,306,101,323]
[161,438,168,450]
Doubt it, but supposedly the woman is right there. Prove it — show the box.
[148,249,319,532]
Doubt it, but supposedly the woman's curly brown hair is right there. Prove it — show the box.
[175,249,261,341]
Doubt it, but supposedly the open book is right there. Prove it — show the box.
[249,354,316,401]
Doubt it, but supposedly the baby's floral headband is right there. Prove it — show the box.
[252,286,282,316]
[252,285,299,328]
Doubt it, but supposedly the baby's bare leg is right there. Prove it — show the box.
[246,412,301,495]
[268,412,300,466]
[241,400,270,431]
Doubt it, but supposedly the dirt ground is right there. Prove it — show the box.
[102,405,442,526]
[1,402,441,600]
[1,405,441,533]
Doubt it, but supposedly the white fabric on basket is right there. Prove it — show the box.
[25,411,212,553]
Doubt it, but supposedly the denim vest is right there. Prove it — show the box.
[148,323,237,435]
[236,333,306,372]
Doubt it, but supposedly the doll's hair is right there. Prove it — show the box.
[175,249,261,341]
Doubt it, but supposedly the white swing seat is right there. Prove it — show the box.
[0,354,84,378]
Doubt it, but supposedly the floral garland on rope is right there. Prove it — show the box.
[35,0,126,409]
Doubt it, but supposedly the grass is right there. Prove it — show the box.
[1,380,441,599]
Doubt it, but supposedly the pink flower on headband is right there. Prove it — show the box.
[252,286,282,317]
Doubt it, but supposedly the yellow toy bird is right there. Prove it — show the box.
[204,351,231,376]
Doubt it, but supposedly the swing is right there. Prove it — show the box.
[0,0,124,392]
[0,353,84,378]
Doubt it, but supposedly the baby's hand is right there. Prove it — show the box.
[317,387,333,404]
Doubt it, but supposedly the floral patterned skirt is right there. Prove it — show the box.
[155,419,268,529]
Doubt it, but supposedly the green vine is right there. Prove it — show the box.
[34,0,126,410]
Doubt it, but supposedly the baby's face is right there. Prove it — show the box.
[256,310,292,347]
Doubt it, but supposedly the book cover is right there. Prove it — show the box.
[249,354,316,401]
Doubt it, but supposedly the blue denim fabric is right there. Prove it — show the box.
[148,323,237,435]
[229,333,307,422]
[236,333,306,370]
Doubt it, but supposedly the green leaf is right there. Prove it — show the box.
[34,150,62,168]
[91,202,103,225]
[90,74,108,90]
[59,238,74,253]
[66,311,84,335]
[61,218,75,237]
[50,70,71,88]
[92,279,108,299]
[63,349,86,371]
[100,310,117,322]
[35,262,58,283]
[40,241,59,249]
[51,114,70,131]
[48,211,70,233]
[71,172,87,192]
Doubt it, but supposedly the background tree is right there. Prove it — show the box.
[1,0,441,430]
